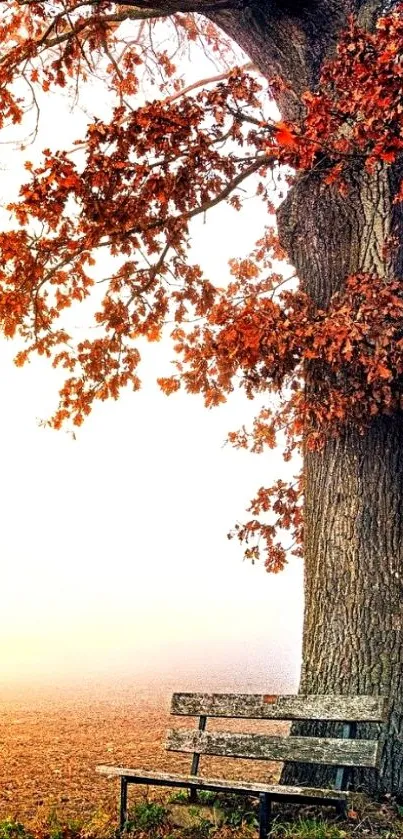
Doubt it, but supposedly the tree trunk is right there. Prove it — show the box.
[206,0,403,796]
[291,417,403,796]
[275,161,403,796]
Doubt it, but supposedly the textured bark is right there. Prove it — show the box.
[275,159,403,795]
[210,0,348,120]
[283,417,403,796]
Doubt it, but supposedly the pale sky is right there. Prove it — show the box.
[0,22,303,691]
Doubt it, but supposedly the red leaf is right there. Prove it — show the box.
[274,121,298,148]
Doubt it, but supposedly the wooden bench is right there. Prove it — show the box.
[96,693,386,837]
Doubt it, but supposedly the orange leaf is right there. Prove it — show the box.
[274,121,298,148]
[377,363,392,379]
[157,377,180,395]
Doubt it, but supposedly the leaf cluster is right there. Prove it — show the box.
[1,2,403,568]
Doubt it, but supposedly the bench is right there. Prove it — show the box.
[96,693,386,837]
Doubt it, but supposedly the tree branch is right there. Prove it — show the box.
[163,62,254,105]
[114,0,240,12]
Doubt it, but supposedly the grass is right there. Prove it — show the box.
[126,802,167,832]
[1,794,403,839]
[0,820,32,839]
[271,818,347,839]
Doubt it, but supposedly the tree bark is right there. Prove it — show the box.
[275,161,403,798]
[287,417,403,796]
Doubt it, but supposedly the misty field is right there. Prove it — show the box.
[0,678,281,824]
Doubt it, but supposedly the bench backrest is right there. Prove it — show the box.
[165,694,387,785]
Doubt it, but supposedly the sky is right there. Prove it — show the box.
[0,17,303,692]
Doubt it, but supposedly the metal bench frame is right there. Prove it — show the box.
[97,693,386,838]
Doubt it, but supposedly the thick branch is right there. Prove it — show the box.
[115,0,239,10]
[34,0,241,51]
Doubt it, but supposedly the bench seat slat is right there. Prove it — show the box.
[171,694,386,722]
[95,766,348,802]
[165,729,379,767]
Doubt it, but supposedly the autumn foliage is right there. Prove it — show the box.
[1,2,403,570]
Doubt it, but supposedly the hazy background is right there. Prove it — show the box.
[0,22,303,694]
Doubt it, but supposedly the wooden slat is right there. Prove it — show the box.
[171,693,387,722]
[165,729,379,767]
[95,766,348,801]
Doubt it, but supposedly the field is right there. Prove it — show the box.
[0,677,281,825]
[1,678,403,839]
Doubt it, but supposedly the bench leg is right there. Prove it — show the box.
[259,793,272,839]
[119,777,128,832]
[335,800,347,819]
[189,787,198,803]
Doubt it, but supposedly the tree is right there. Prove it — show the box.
[1,0,403,795]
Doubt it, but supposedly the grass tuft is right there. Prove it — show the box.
[0,821,32,839]
[126,802,167,833]
[1,793,403,839]
[271,817,347,839]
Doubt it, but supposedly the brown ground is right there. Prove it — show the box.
[0,678,281,826]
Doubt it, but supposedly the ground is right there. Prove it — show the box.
[1,680,402,839]
[0,679,279,823]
